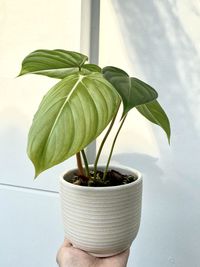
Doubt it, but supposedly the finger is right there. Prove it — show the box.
[62,238,72,247]
[115,248,130,265]
[120,248,130,257]
[108,248,130,262]
[56,239,72,265]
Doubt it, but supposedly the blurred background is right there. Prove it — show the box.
[0,0,200,266]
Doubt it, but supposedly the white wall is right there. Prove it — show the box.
[1,0,200,266]
[0,1,81,266]
[0,0,81,190]
[99,1,200,266]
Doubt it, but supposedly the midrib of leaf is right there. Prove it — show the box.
[28,51,86,66]
[146,106,157,120]
[41,75,84,155]
[128,77,131,103]
[26,67,79,73]
[140,105,160,125]
[80,80,99,135]
[137,102,171,143]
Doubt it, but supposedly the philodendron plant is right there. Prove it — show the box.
[19,49,170,185]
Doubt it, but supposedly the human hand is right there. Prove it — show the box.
[56,239,130,267]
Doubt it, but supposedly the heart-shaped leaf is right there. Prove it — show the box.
[18,49,88,79]
[27,72,120,177]
[102,66,158,116]
[137,100,171,143]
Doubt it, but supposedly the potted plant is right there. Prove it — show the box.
[18,49,170,257]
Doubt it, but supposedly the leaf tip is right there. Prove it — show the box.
[28,155,42,179]
[165,119,171,145]
[16,73,22,78]
[17,69,26,78]
[33,168,42,179]
[167,131,171,145]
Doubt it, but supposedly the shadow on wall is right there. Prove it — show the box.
[109,3,200,266]
[112,152,165,197]
[112,152,163,177]
[112,0,200,181]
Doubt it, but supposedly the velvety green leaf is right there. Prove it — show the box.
[102,66,158,116]
[28,72,120,177]
[137,100,171,143]
[18,49,88,79]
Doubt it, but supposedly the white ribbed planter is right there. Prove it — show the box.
[59,165,142,257]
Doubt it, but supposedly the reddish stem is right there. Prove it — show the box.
[76,152,84,176]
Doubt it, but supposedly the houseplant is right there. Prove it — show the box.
[19,49,170,256]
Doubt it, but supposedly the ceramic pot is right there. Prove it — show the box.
[59,165,142,257]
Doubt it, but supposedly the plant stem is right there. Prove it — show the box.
[81,149,91,178]
[93,104,120,178]
[103,115,127,180]
[76,152,84,176]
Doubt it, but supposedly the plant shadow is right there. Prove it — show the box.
[112,0,200,180]
[109,2,200,266]
[112,152,163,178]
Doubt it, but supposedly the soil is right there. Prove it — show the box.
[64,169,138,187]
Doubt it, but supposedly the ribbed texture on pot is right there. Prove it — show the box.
[59,165,142,257]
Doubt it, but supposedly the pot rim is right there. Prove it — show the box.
[60,164,142,192]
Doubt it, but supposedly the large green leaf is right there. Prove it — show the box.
[28,72,120,177]
[18,49,88,79]
[137,100,171,143]
[102,66,158,116]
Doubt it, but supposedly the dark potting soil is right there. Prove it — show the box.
[64,169,138,187]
